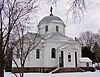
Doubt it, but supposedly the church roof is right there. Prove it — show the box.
[23,32,79,46]
[45,33,76,43]
[22,32,42,42]
[58,44,79,50]
[24,32,40,39]
[79,58,92,63]
[37,16,66,27]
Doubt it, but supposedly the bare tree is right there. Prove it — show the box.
[67,0,86,22]
[0,0,99,77]
[0,0,39,77]
[92,42,100,63]
[94,33,100,47]
[46,0,87,22]
[0,0,5,77]
[79,31,95,48]
[98,29,100,34]
[12,24,44,77]
[92,30,100,65]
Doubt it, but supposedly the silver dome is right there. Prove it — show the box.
[37,16,66,27]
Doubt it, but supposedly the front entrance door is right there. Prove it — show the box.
[75,52,77,67]
[59,51,63,67]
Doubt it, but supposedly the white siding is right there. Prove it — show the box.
[64,51,75,67]
[79,62,92,67]
[12,15,82,68]
[24,49,43,67]
[58,44,81,67]
[43,42,62,67]
[38,22,65,35]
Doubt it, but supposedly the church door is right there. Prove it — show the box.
[59,51,64,67]
[75,52,77,67]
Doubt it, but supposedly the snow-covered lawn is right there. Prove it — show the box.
[5,71,100,77]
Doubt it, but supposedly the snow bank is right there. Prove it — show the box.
[5,71,100,77]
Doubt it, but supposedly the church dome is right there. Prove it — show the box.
[37,7,66,35]
[37,15,66,27]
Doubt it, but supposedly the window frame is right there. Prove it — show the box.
[36,49,40,59]
[51,48,56,58]
[45,26,48,32]
[68,55,71,62]
[56,26,59,32]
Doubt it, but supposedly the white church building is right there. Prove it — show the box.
[12,7,93,72]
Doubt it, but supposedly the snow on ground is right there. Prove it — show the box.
[5,71,100,77]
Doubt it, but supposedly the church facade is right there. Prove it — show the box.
[12,8,93,72]
[35,15,81,67]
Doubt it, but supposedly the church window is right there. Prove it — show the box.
[63,28,65,34]
[56,26,59,32]
[36,49,40,59]
[51,48,56,58]
[16,48,20,59]
[68,55,71,62]
[45,26,48,32]
[16,51,20,59]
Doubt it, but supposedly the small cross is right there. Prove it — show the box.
[50,7,53,16]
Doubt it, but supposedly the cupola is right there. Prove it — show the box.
[38,7,66,35]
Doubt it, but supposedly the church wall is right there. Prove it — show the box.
[38,24,45,35]
[79,62,92,67]
[12,39,82,68]
[24,49,43,67]
[78,46,82,66]
[43,42,58,67]
[12,51,43,67]
[59,44,81,67]
[74,45,82,66]
[43,41,82,68]
[12,45,21,67]
[49,22,65,35]
[73,45,82,67]
[38,22,65,35]
[27,43,45,67]
[64,49,76,67]
[12,59,21,67]
[12,43,44,68]
[43,42,64,67]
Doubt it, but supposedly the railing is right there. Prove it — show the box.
[49,67,61,73]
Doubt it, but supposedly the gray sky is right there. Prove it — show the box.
[30,0,100,39]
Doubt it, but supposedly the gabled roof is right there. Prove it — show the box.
[58,44,79,50]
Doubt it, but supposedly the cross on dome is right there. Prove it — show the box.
[50,7,53,16]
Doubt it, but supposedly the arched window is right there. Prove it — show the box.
[36,49,40,59]
[16,49,20,59]
[51,48,56,58]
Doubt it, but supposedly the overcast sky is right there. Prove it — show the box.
[30,0,100,39]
